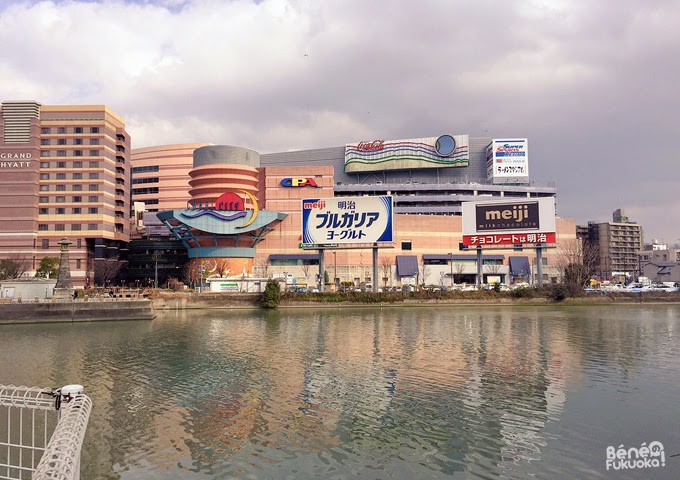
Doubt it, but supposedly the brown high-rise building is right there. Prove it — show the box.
[0,101,131,287]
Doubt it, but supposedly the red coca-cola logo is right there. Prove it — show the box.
[357,140,385,151]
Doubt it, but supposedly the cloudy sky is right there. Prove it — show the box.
[1,0,678,243]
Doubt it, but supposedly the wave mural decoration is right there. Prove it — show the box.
[344,135,469,173]
[181,210,248,221]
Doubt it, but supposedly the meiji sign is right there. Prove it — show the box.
[476,202,540,231]
[462,197,556,245]
[302,195,393,245]
[281,177,319,188]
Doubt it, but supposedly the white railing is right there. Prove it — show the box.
[0,385,91,480]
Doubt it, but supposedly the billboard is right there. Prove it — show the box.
[461,197,556,246]
[302,196,393,245]
[486,138,529,184]
[344,135,469,173]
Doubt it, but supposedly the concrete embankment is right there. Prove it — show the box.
[0,300,155,324]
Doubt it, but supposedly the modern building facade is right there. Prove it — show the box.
[0,101,131,287]
[132,135,575,289]
[578,209,644,279]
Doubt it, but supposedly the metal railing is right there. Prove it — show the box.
[0,385,92,480]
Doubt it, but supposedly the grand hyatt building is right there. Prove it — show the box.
[132,135,575,288]
[0,101,130,287]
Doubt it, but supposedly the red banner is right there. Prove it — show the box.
[463,232,556,246]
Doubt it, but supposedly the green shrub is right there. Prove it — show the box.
[547,283,569,302]
[261,280,281,309]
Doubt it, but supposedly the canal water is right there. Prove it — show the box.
[1,305,679,479]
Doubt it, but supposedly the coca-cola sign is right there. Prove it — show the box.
[357,140,385,152]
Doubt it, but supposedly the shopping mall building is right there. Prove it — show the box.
[131,136,575,290]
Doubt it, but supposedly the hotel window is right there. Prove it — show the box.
[41,127,51,134]
[88,196,98,202]
[56,173,66,180]
[55,224,65,231]
[88,185,99,191]
[72,185,82,191]
[40,162,49,168]
[89,161,99,168]
[89,150,100,156]
[57,162,66,168]
[73,173,82,179]
[57,139,67,145]
[39,185,49,191]
[39,208,48,214]
[88,224,97,230]
[401,240,412,251]
[56,196,65,203]
[74,139,83,145]
[90,127,99,134]
[39,196,48,203]
[57,150,66,157]
[77,239,81,248]
[72,207,81,214]
[56,208,65,214]
[39,224,48,231]
[57,127,66,134]
[88,207,98,214]
[40,173,50,180]
[89,173,99,179]
[73,161,83,168]
[72,196,82,203]
[56,185,66,191]
[74,127,83,133]
[72,224,81,231]
[41,150,50,157]
[41,239,49,249]
[74,150,83,157]
[41,139,50,145]
[76,259,81,268]
[89,138,99,145]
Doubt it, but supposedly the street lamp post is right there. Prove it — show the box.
[333,251,337,291]
[449,252,454,288]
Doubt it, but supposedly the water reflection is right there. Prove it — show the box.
[0,305,679,479]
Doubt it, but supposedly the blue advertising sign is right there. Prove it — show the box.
[302,196,393,245]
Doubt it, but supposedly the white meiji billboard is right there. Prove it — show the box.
[461,197,556,246]
[302,196,393,246]
[486,139,529,184]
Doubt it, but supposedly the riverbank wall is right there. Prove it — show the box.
[0,300,155,324]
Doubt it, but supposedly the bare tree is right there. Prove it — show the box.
[453,262,466,285]
[379,256,392,287]
[484,262,503,283]
[94,254,127,287]
[555,239,600,295]
[182,261,202,289]
[417,262,430,287]
[253,256,270,278]
[300,262,311,281]
[0,252,30,280]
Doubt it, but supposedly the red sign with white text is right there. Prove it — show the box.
[463,232,556,246]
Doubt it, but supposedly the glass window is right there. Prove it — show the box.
[39,208,48,214]
[74,127,83,133]
[88,185,98,191]
[76,259,82,268]
[77,239,81,248]
[57,139,67,145]
[41,239,49,249]
[41,139,50,145]
[56,208,65,214]
[39,185,49,191]
[57,150,66,157]
[401,241,412,251]
[88,207,98,214]
[89,150,100,156]
[40,162,49,168]
[72,196,82,203]
[56,196,65,203]
[40,173,49,180]
[39,196,48,203]
[88,196,98,202]
[56,185,66,191]
[89,162,99,168]
[57,127,66,134]
[72,225,81,231]
[41,150,50,157]
[57,162,66,168]
[72,207,81,214]
[41,127,51,134]
[74,150,83,157]
[89,138,99,145]
[73,173,82,179]
[56,173,66,179]
[90,127,99,134]
[72,185,82,191]
[88,224,97,230]
[88,173,99,179]
[55,224,65,231]
[39,224,48,231]
[73,161,83,168]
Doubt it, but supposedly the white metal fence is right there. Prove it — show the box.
[0,385,91,480]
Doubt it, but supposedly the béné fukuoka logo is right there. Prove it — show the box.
[606,441,665,471]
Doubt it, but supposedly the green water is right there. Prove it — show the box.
[1,305,679,479]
